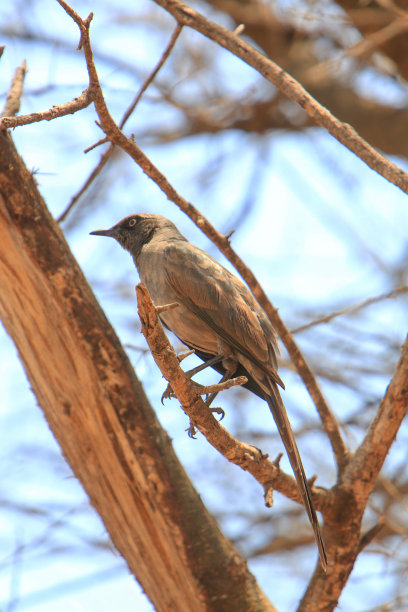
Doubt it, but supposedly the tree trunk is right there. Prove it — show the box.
[0,130,275,612]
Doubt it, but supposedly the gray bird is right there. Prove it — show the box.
[91,213,327,569]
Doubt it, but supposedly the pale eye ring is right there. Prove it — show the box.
[129,218,137,227]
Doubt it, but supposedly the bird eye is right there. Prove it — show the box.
[128,218,137,227]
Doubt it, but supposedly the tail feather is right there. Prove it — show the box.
[266,385,327,571]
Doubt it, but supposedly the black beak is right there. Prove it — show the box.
[90,228,116,238]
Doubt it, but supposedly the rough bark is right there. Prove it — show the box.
[0,130,275,612]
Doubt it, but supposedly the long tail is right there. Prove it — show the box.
[266,384,327,571]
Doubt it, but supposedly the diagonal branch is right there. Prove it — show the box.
[153,0,408,196]
[292,286,408,334]
[298,336,408,611]
[136,281,329,513]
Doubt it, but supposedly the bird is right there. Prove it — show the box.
[90,213,327,570]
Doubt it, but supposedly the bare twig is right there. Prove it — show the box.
[153,0,408,196]
[192,376,248,395]
[344,336,408,502]
[118,23,182,132]
[0,88,93,129]
[136,281,327,511]
[155,301,179,314]
[57,143,113,223]
[56,0,348,470]
[1,60,27,118]
[358,517,385,553]
[292,286,408,334]
[57,23,182,223]
[303,16,408,83]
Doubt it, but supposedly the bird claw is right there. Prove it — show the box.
[210,406,225,421]
[186,420,197,438]
[161,383,176,403]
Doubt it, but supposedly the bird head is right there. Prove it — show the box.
[90,213,182,259]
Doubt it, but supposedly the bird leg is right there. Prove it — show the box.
[204,349,238,408]
[185,354,224,378]
[185,370,247,438]
[161,354,224,403]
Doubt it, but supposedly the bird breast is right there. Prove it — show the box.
[136,243,220,355]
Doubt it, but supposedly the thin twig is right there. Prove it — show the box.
[303,16,408,83]
[292,286,408,334]
[357,517,385,553]
[119,23,182,132]
[343,336,408,503]
[1,60,27,118]
[56,143,113,223]
[192,376,248,395]
[155,301,180,314]
[57,23,182,223]
[0,88,93,129]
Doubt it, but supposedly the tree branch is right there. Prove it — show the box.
[298,338,408,610]
[136,282,328,513]
[153,0,408,196]
[1,60,27,118]
[0,88,94,129]
[57,23,183,223]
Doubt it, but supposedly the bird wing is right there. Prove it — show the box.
[164,242,280,382]
[165,242,326,568]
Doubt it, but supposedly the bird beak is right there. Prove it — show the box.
[90,227,117,238]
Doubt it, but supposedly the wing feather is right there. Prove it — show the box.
[164,243,279,377]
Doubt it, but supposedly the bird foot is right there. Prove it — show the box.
[186,419,197,438]
[209,406,225,421]
[185,406,225,439]
[161,383,176,403]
